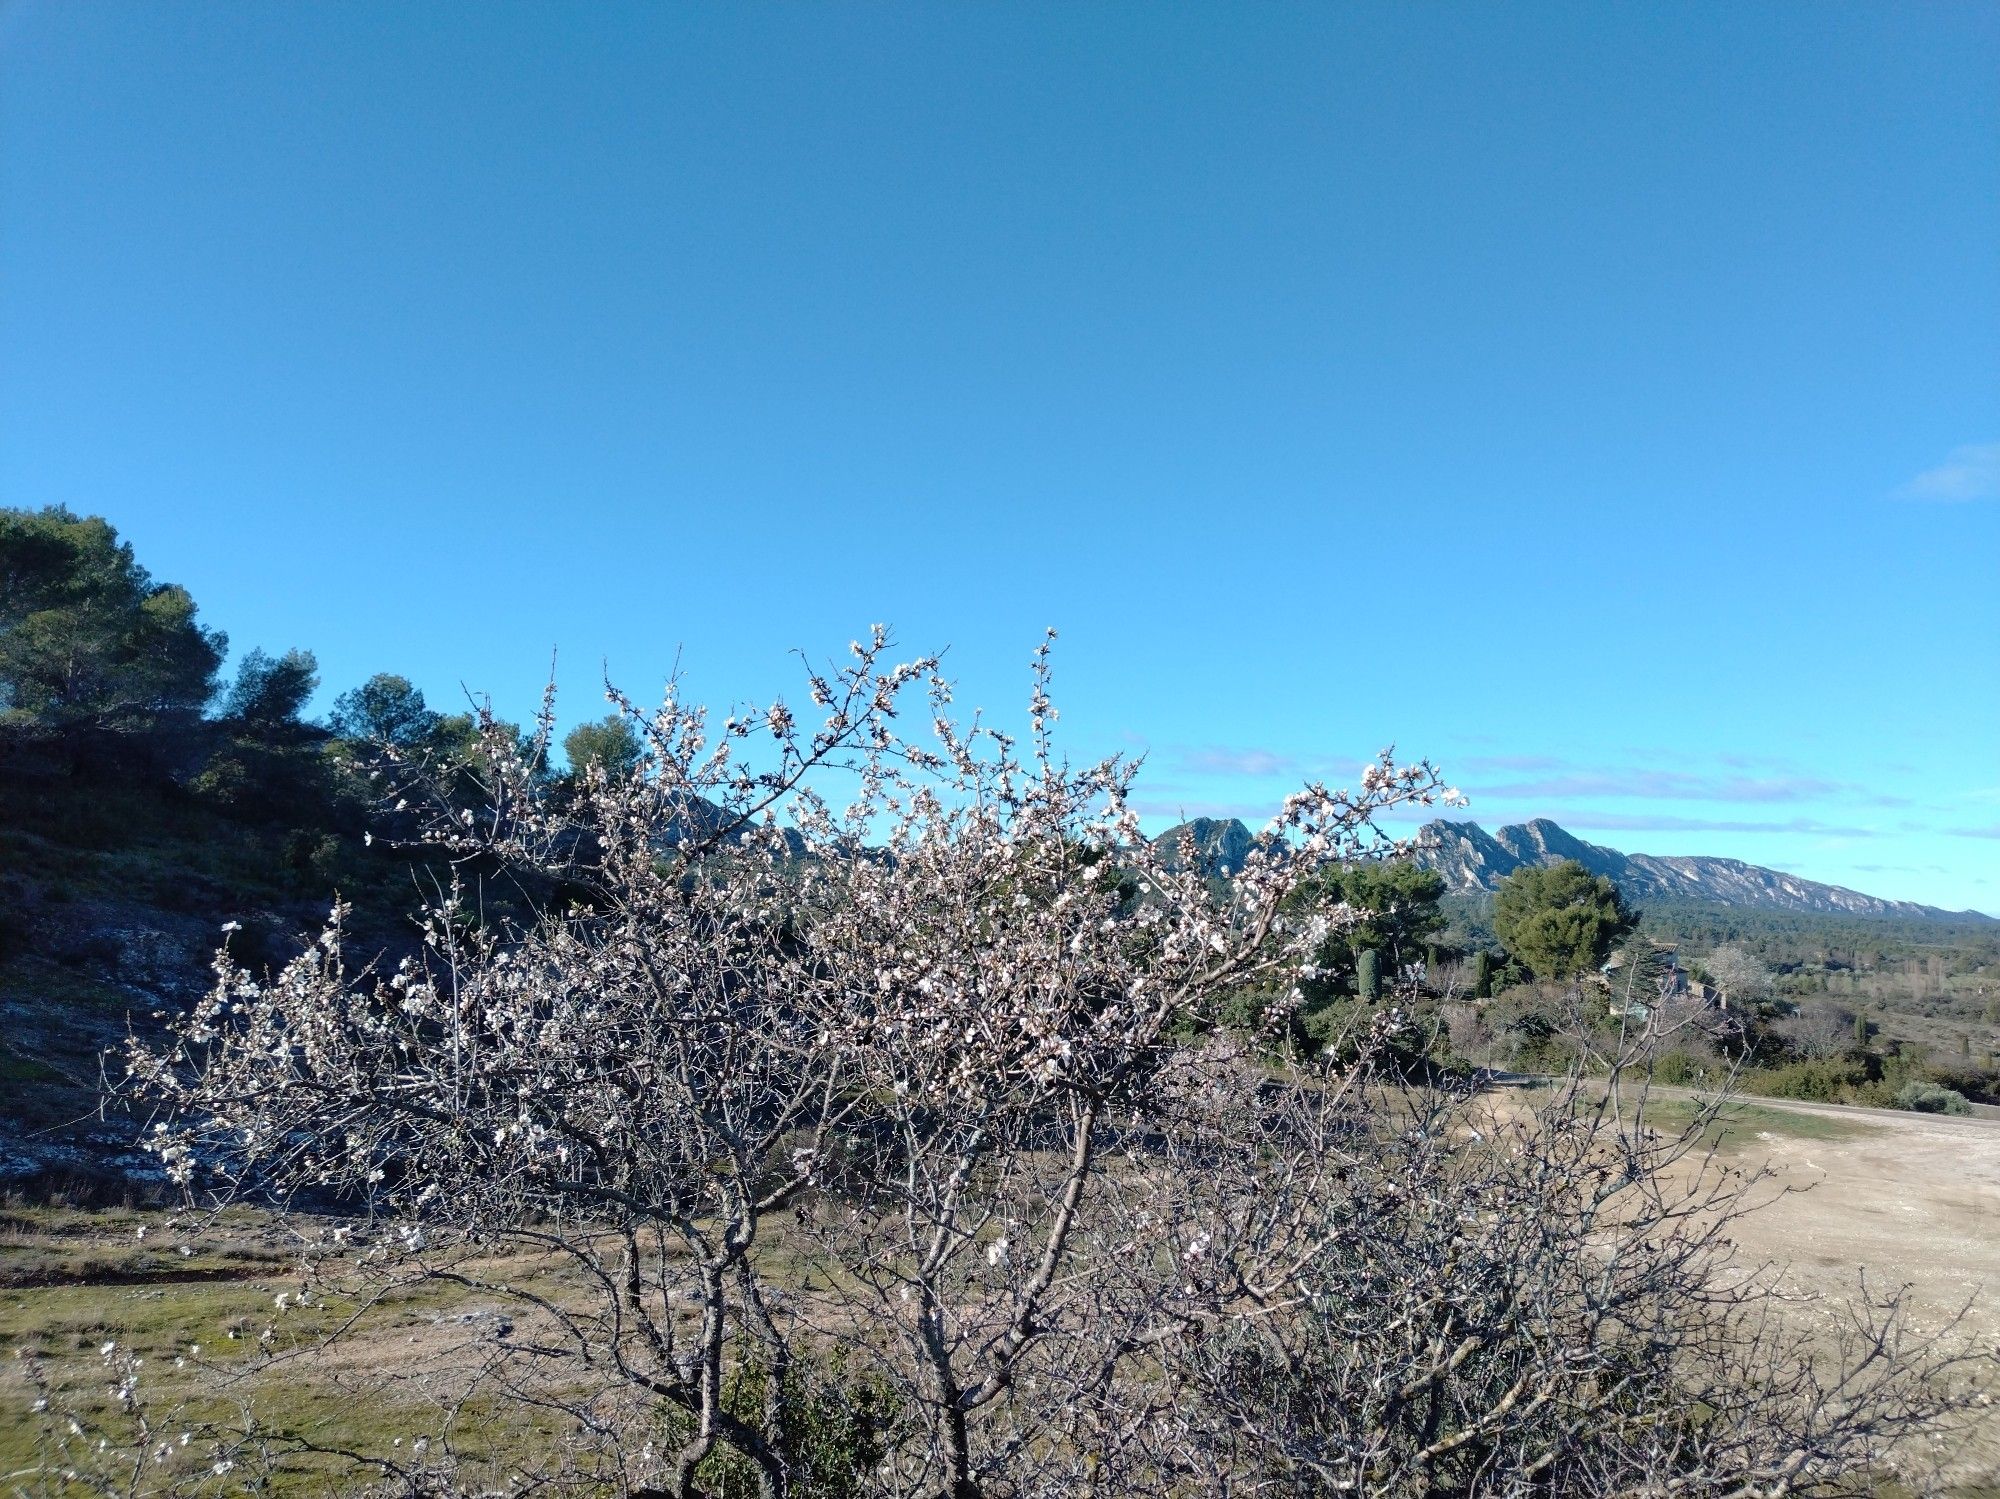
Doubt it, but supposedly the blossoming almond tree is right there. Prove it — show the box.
[109,630,1980,1498]
[122,630,1453,1497]
[1112,1045,1983,1496]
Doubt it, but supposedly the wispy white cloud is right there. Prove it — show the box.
[1537,811,1885,838]
[1951,824,2000,840]
[1714,751,1806,772]
[1457,753,1565,773]
[1406,808,1882,839]
[1467,765,1905,807]
[1151,745,1930,839]
[1177,745,1300,777]
[1128,797,1272,822]
[1896,442,2000,503]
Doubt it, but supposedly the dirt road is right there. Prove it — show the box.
[1708,1095,1999,1308]
[1700,1095,2000,1491]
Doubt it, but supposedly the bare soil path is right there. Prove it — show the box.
[1660,1092,2000,1313]
[1661,1093,2000,1492]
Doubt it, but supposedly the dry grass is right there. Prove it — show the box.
[3,1103,1996,1495]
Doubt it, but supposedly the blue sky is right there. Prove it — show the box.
[3,3,1996,912]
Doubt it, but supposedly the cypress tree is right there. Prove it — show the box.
[1357,948,1381,1002]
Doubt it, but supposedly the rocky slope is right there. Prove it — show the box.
[1149,817,1260,875]
[1412,817,1992,922]
[1147,813,1990,922]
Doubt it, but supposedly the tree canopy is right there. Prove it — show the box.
[562,714,644,781]
[1493,858,1637,981]
[1300,858,1448,985]
[328,673,439,749]
[0,506,226,751]
[1283,858,1448,1060]
[219,647,319,728]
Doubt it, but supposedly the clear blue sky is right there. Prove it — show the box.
[3,3,1996,912]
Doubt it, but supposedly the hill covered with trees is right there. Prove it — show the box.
[0,507,626,1187]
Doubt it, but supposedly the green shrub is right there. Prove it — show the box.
[1651,1051,1702,1087]
[1298,997,1367,1057]
[1893,1080,1970,1115]
[705,1344,899,1498]
[1740,1057,1871,1104]
[1849,1080,1896,1108]
[1472,950,1494,999]
[1209,986,1294,1044]
[1922,1058,1991,1100]
[1511,1034,1580,1076]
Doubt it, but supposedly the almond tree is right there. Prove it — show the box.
[124,630,1450,1497]
[1124,1043,1980,1496]
[112,631,1980,1498]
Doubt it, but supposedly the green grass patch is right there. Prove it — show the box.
[1629,1094,1877,1150]
[0,1207,568,1492]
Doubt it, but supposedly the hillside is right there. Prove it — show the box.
[1412,817,1993,923]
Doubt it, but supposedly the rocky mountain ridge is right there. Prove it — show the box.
[1150,814,1992,923]
[1411,818,1992,922]
[1149,817,1260,875]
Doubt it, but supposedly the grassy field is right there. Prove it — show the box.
[0,1207,586,1492]
[1501,1079,1880,1149]
[1625,1092,1879,1150]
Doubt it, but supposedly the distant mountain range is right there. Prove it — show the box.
[1151,815,1994,924]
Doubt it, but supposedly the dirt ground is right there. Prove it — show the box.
[1711,1097,2000,1493]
